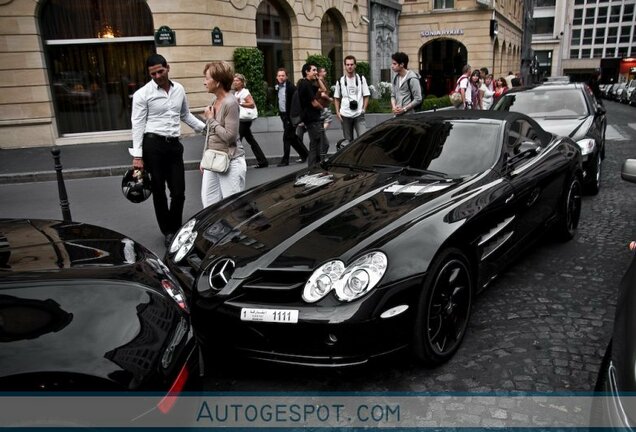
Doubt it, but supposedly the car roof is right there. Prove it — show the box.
[502,83,586,94]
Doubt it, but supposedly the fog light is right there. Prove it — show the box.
[326,333,338,346]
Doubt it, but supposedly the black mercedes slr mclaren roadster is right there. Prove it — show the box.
[166,110,583,367]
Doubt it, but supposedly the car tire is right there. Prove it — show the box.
[554,175,582,241]
[413,248,472,367]
[586,152,602,195]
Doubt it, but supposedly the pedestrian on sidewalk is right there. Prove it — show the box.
[333,55,370,146]
[297,63,323,166]
[201,61,246,208]
[317,67,333,158]
[390,52,422,116]
[129,54,205,248]
[232,73,268,168]
[275,68,308,166]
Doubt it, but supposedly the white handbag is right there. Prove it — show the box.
[201,123,231,173]
[239,105,258,121]
[201,148,230,173]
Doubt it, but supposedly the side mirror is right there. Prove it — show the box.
[621,159,636,184]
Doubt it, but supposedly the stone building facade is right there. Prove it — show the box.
[0,0,369,149]
[397,0,524,97]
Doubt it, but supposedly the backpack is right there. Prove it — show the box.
[290,89,302,127]
[449,75,468,107]
[393,74,423,111]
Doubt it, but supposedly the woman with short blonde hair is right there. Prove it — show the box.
[201,61,246,208]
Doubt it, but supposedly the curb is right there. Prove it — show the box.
[0,156,293,185]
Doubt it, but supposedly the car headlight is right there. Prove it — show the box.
[169,219,197,263]
[302,252,388,303]
[576,138,595,156]
[303,260,345,303]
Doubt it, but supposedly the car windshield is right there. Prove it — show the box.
[494,88,588,118]
[328,118,501,177]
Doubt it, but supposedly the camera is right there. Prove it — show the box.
[349,100,358,110]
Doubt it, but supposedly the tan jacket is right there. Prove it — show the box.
[205,96,244,158]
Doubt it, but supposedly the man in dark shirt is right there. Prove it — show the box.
[275,68,308,166]
[297,63,322,166]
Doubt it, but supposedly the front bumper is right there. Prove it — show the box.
[192,276,424,367]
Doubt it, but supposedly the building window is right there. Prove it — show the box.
[256,0,292,87]
[573,9,583,26]
[534,17,554,34]
[582,48,591,58]
[571,29,581,45]
[607,27,618,44]
[570,49,579,59]
[321,10,343,82]
[620,26,632,44]
[535,50,552,77]
[582,29,593,45]
[585,8,595,25]
[610,5,621,23]
[597,6,608,24]
[593,48,603,58]
[40,0,154,135]
[595,28,605,44]
[434,0,454,9]
[618,47,628,57]
[574,0,584,5]
[625,4,634,21]
[535,0,555,6]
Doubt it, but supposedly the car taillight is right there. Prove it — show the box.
[161,279,188,313]
[156,362,190,414]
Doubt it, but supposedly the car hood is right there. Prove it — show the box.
[0,280,189,390]
[0,219,148,274]
[183,168,474,275]
[533,117,591,142]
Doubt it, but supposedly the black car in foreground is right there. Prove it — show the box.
[593,159,636,428]
[0,219,197,412]
[166,110,583,368]
[492,82,606,195]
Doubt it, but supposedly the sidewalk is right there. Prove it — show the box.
[0,114,393,184]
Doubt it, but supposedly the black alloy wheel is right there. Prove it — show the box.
[554,175,582,241]
[413,248,472,367]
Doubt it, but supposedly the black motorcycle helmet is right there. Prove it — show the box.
[122,169,152,203]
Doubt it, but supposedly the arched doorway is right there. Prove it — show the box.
[39,0,155,135]
[321,9,343,84]
[256,0,293,86]
[419,39,467,97]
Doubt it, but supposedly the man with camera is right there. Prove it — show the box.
[333,55,370,146]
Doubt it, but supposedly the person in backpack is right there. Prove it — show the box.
[333,55,370,146]
[275,68,308,166]
[390,52,422,116]
[454,64,471,109]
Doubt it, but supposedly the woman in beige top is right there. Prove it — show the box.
[201,61,246,208]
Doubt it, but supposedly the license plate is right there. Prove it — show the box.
[240,308,299,324]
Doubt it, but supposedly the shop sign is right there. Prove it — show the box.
[155,26,176,46]
[212,27,223,46]
[420,29,464,38]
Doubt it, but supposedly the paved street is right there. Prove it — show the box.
[1,102,636,405]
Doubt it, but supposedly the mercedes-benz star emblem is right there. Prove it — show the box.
[208,258,236,290]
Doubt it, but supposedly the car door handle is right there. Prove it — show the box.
[505,193,514,204]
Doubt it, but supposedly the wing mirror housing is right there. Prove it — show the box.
[621,159,636,184]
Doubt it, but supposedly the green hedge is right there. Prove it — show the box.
[233,47,266,113]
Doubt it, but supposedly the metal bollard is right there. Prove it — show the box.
[50,147,72,222]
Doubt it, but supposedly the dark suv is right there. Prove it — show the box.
[492,82,606,194]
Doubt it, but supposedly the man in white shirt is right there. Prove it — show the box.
[130,54,205,247]
[333,55,370,145]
